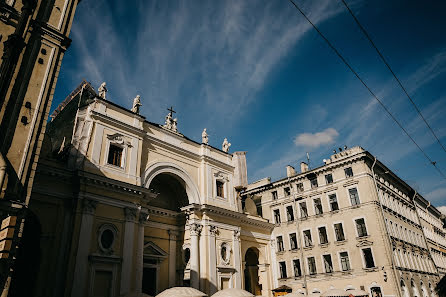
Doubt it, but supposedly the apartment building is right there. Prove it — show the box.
[244,146,443,297]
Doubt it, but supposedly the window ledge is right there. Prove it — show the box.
[287,220,295,225]
[290,249,299,253]
[276,251,285,255]
[331,210,340,213]
[319,243,329,247]
[356,235,370,240]
[351,204,360,209]
[303,245,314,250]
[363,267,378,272]
[104,163,125,171]
[335,240,347,245]
[315,214,324,218]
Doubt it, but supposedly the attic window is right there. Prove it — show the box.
[108,144,123,167]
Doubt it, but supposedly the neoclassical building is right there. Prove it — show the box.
[29,81,274,297]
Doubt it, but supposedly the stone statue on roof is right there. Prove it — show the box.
[202,128,209,144]
[98,82,107,99]
[222,138,231,152]
[131,95,142,114]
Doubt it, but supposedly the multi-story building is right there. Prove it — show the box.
[0,0,80,295]
[244,146,443,297]
[415,197,446,277]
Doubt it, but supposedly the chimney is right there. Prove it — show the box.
[300,162,309,173]
[286,165,296,177]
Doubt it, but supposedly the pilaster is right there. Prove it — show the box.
[120,207,137,295]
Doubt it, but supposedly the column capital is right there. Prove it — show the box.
[190,223,202,236]
[139,211,149,224]
[209,225,218,237]
[82,199,97,215]
[168,230,179,240]
[124,207,137,222]
[233,229,241,240]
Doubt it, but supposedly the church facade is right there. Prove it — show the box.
[29,81,274,297]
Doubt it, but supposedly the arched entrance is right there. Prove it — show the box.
[244,247,261,296]
[142,167,196,295]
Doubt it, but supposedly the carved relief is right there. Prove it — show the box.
[124,207,137,222]
[209,225,219,236]
[82,199,97,215]
[190,223,202,236]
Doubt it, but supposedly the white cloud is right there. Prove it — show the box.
[294,128,339,149]
[425,187,446,206]
[437,206,446,215]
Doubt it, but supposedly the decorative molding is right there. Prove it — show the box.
[107,133,132,147]
[190,223,202,236]
[124,207,137,222]
[209,225,219,236]
[356,239,374,247]
[139,211,149,224]
[214,171,229,182]
[82,199,97,215]
[233,230,241,240]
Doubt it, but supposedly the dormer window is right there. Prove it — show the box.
[108,144,123,167]
[216,180,225,198]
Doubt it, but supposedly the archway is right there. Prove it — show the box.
[142,169,194,295]
[244,247,261,296]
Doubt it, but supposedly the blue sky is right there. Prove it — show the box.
[53,0,446,209]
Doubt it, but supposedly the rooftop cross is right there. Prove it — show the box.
[167,106,176,114]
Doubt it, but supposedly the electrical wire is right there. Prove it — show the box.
[286,0,446,180]
[341,0,446,156]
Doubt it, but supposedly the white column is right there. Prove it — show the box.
[190,223,202,290]
[71,199,97,297]
[209,226,218,295]
[135,211,148,293]
[168,230,178,287]
[233,230,242,289]
[120,207,137,295]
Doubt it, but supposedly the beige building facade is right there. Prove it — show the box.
[29,82,274,297]
[0,0,79,295]
[244,146,444,297]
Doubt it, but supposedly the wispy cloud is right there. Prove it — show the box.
[425,187,446,206]
[437,206,446,215]
[294,128,339,148]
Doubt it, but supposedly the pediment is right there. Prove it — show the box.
[356,240,373,247]
[143,241,168,258]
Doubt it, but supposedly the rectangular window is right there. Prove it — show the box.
[325,174,333,184]
[340,252,351,271]
[349,188,360,205]
[314,198,323,215]
[334,223,345,241]
[279,261,287,279]
[290,233,298,250]
[216,180,224,197]
[318,227,328,244]
[284,187,291,196]
[296,183,304,193]
[300,202,308,218]
[310,177,318,189]
[273,209,281,224]
[344,167,353,178]
[277,236,284,252]
[293,259,302,277]
[362,248,375,268]
[272,191,278,200]
[329,194,339,211]
[308,257,317,275]
[108,144,123,167]
[303,230,312,247]
[286,206,294,221]
[323,254,333,273]
[356,218,368,237]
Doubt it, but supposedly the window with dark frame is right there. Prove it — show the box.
[279,261,287,279]
[277,236,284,252]
[362,248,375,268]
[293,259,302,277]
[345,167,353,178]
[296,182,304,193]
[310,177,318,188]
[323,254,333,273]
[334,223,345,241]
[308,257,317,275]
[300,202,308,218]
[286,206,294,221]
[272,190,278,200]
[340,252,350,271]
[325,174,333,184]
[318,227,328,244]
[273,209,281,224]
[216,180,224,198]
[303,230,312,247]
[356,218,368,237]
[329,194,339,211]
[349,188,360,205]
[108,144,123,167]
[290,233,298,250]
[314,198,323,215]
[284,187,291,196]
